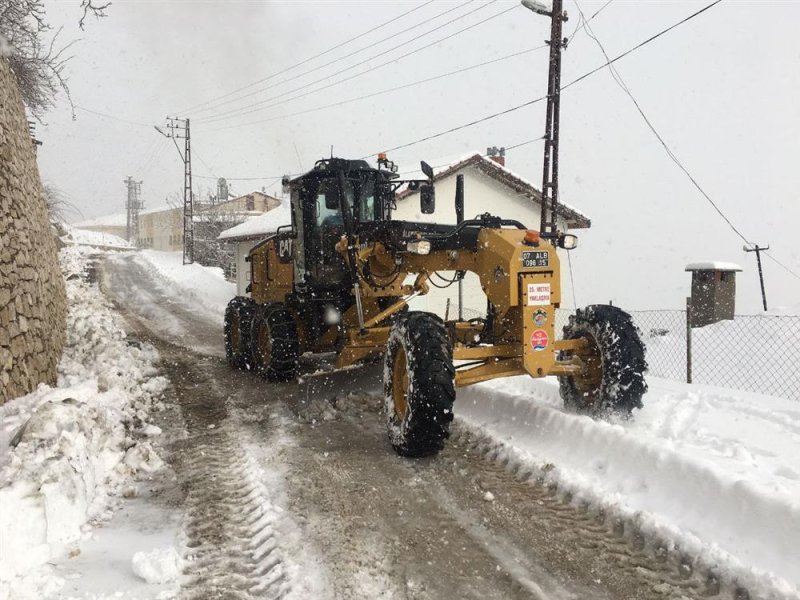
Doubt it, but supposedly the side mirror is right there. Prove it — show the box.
[420,161,434,180]
[420,183,435,214]
[325,193,338,210]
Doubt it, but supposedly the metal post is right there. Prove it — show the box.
[686,296,693,384]
[455,174,465,321]
[744,244,769,312]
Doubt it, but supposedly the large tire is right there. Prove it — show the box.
[224,297,256,370]
[384,312,455,458]
[250,303,299,382]
[558,304,648,417]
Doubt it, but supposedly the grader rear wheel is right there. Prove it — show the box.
[250,304,299,382]
[224,297,255,370]
[384,312,455,458]
[558,304,648,417]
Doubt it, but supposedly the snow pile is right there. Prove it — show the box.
[456,376,800,599]
[0,246,168,599]
[133,250,235,322]
[131,547,182,584]
[62,226,132,250]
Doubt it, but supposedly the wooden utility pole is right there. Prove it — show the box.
[743,244,769,311]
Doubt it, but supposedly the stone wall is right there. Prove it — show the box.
[0,57,67,403]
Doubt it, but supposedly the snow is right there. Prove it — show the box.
[457,375,800,599]
[685,261,743,271]
[217,202,292,240]
[72,213,128,228]
[131,548,181,584]
[62,226,132,250]
[0,247,169,599]
[133,250,235,322]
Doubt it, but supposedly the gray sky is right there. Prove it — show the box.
[37,0,800,313]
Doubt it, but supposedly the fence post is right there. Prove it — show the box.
[686,296,693,384]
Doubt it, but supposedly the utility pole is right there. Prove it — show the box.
[156,117,194,264]
[522,0,569,241]
[123,176,143,244]
[743,243,769,311]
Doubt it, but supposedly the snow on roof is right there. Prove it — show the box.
[396,152,591,229]
[685,261,743,272]
[72,212,128,228]
[217,203,292,241]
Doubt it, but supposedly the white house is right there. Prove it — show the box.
[392,152,591,318]
[217,202,292,295]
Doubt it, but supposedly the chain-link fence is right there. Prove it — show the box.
[556,308,799,401]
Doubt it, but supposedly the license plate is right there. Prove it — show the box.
[522,251,549,268]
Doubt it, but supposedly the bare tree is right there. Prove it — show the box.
[0,0,110,117]
[43,183,82,224]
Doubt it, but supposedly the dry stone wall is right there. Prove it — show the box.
[0,57,67,403]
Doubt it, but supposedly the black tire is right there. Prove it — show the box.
[384,312,455,458]
[224,297,256,370]
[250,303,299,382]
[558,304,648,417]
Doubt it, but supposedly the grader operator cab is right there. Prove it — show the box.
[224,154,648,457]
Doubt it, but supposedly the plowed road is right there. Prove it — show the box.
[100,253,709,600]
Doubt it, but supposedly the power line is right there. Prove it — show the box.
[568,0,614,42]
[574,1,800,285]
[194,45,547,134]
[362,0,723,159]
[179,0,436,114]
[75,105,151,127]
[190,0,473,117]
[195,2,517,125]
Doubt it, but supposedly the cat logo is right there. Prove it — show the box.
[277,238,293,263]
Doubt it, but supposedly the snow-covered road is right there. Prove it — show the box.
[92,250,754,600]
[5,248,796,599]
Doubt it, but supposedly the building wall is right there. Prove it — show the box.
[218,192,280,214]
[137,207,183,251]
[235,240,259,296]
[393,165,575,318]
[0,58,67,404]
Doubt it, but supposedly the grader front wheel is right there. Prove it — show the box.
[250,304,299,382]
[384,312,455,458]
[558,304,648,417]
[224,297,255,370]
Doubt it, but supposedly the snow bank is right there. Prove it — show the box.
[62,226,132,250]
[456,376,800,599]
[134,249,235,322]
[0,246,169,599]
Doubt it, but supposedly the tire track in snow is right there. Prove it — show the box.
[167,364,290,600]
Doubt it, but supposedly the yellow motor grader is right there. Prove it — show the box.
[224,155,647,457]
[224,0,645,457]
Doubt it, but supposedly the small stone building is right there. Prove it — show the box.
[685,261,742,327]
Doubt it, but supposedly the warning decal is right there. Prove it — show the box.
[527,283,551,306]
[530,329,549,351]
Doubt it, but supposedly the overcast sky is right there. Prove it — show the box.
[37,0,800,313]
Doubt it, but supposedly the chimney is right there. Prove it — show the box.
[486,146,506,167]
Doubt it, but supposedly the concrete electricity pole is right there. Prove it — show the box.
[521,0,569,241]
[123,176,143,244]
[155,117,194,265]
[743,243,769,311]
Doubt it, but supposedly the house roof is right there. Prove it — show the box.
[217,203,292,242]
[397,153,591,229]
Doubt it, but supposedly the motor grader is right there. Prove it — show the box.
[224,155,648,457]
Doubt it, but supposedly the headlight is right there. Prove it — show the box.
[407,240,431,255]
[558,234,578,250]
[323,305,341,325]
